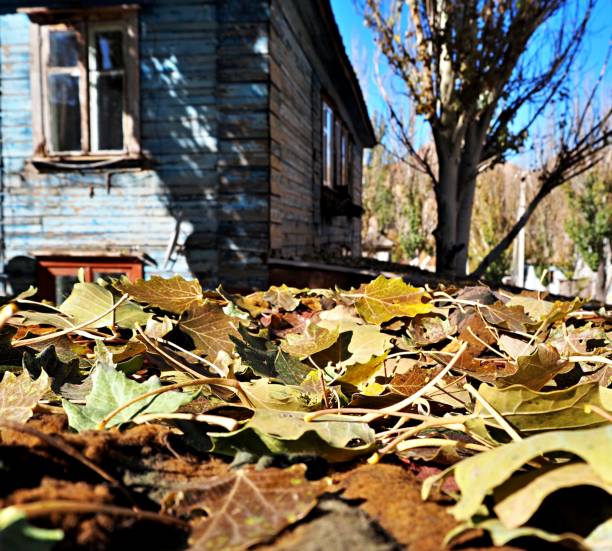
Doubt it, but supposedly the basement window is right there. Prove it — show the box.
[36,257,143,303]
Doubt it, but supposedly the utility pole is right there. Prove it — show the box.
[512,173,526,287]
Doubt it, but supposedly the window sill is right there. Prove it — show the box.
[321,186,363,219]
[28,154,149,172]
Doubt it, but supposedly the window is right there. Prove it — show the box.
[322,101,334,188]
[23,7,139,159]
[36,257,143,303]
[321,97,353,190]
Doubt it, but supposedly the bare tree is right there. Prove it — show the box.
[363,0,611,278]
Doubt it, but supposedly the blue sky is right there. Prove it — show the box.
[330,0,611,157]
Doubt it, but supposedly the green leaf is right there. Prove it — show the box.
[494,463,612,529]
[241,378,323,411]
[233,330,313,385]
[424,424,612,521]
[59,282,151,329]
[0,507,64,551]
[62,343,195,432]
[473,381,611,432]
[274,349,312,385]
[22,345,82,396]
[180,302,240,360]
[59,282,114,328]
[209,409,376,463]
[344,276,432,324]
[0,370,49,424]
[114,275,203,314]
[281,323,339,359]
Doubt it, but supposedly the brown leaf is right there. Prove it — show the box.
[390,367,467,406]
[170,465,330,551]
[115,275,203,314]
[498,344,569,390]
[0,371,49,424]
[181,303,240,359]
[481,302,534,332]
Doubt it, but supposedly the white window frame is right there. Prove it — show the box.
[25,7,140,160]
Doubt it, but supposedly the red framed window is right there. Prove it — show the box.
[36,256,143,303]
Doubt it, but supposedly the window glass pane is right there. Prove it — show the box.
[55,274,79,303]
[341,131,348,187]
[323,103,334,188]
[49,31,79,67]
[96,74,124,150]
[95,31,123,70]
[48,74,81,151]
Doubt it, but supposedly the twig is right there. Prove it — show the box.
[134,324,203,378]
[304,408,432,423]
[584,404,612,423]
[0,303,18,330]
[157,337,227,377]
[12,294,130,348]
[360,341,468,423]
[569,355,612,366]
[131,412,239,431]
[0,420,134,504]
[394,437,490,453]
[97,377,252,430]
[464,383,523,442]
[368,414,475,463]
[8,500,188,529]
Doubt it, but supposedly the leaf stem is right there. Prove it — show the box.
[8,500,188,528]
[12,294,130,348]
[463,383,523,442]
[360,341,468,423]
[96,377,251,430]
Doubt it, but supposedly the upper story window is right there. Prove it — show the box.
[322,97,353,190]
[22,7,140,160]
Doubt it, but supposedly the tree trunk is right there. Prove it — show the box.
[433,138,460,276]
[594,258,606,303]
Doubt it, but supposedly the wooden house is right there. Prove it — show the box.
[0,0,375,300]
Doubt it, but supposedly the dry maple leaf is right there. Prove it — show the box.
[181,303,240,359]
[0,370,49,424]
[169,464,330,551]
[115,275,203,314]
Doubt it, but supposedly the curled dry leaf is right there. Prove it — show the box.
[168,464,330,551]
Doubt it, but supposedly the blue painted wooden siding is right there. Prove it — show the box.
[0,0,271,293]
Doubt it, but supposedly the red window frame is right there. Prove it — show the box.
[36,256,143,303]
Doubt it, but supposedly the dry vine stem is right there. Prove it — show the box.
[131,412,239,431]
[304,341,468,424]
[96,377,251,430]
[7,500,188,529]
[12,294,130,348]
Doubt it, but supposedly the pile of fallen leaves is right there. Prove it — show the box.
[0,275,610,550]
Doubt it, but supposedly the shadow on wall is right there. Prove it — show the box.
[139,0,270,290]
